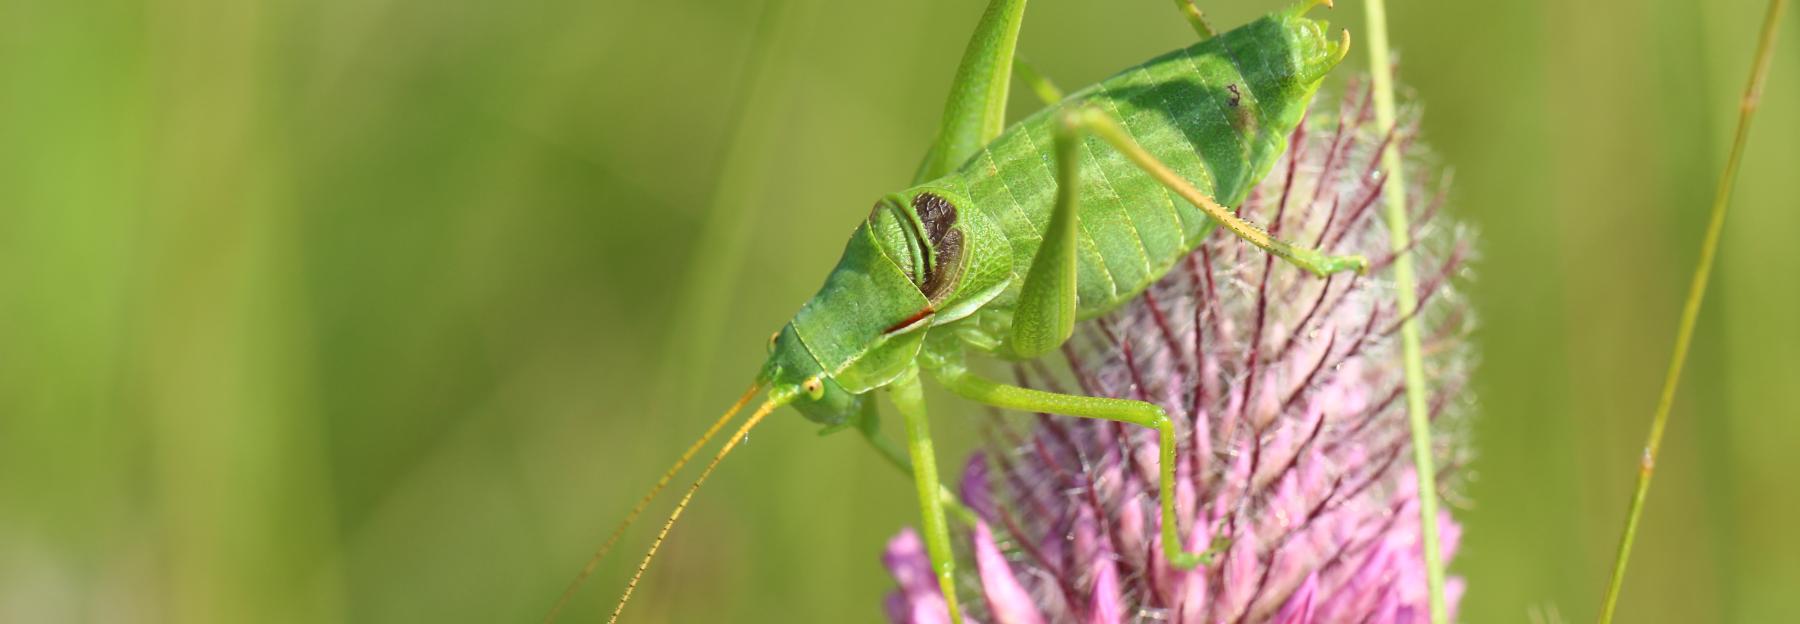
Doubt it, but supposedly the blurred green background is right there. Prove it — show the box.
[2,0,1797,621]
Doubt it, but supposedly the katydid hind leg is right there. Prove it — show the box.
[888,369,966,624]
[1003,110,1085,359]
[1070,107,1369,277]
[914,0,1030,183]
[934,368,1221,569]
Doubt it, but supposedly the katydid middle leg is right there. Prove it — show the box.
[932,365,1220,568]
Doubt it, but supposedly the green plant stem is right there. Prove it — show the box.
[1360,2,1447,623]
[1598,1,1788,621]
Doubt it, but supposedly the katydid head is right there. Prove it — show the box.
[759,187,994,426]
[762,323,869,426]
[1231,2,1352,101]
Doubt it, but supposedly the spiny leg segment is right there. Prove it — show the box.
[1065,106,1369,278]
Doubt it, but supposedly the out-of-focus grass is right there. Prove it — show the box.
[0,1,1795,622]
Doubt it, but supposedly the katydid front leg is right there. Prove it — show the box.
[889,368,965,624]
[853,399,978,527]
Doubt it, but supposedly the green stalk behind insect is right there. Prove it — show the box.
[569,2,1362,622]
[1599,0,1788,621]
[1363,0,1447,620]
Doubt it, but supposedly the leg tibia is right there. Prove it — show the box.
[888,370,966,624]
[1071,107,1368,278]
[854,399,979,527]
[1002,111,1085,359]
[934,367,1217,569]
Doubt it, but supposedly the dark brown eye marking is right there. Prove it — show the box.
[1227,84,1242,108]
[910,192,963,301]
[912,193,957,247]
[921,229,961,300]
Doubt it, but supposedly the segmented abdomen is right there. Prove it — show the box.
[946,38,1292,318]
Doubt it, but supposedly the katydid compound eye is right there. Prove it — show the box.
[768,330,780,353]
[802,377,825,399]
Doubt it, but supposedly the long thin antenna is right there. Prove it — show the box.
[544,383,762,623]
[608,396,786,624]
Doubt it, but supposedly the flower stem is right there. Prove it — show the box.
[1598,1,1788,622]
[1360,1,1447,622]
